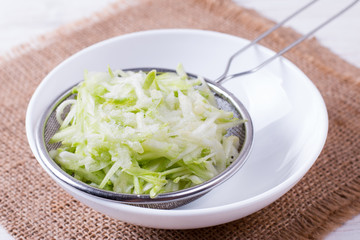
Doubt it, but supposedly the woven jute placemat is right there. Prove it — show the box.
[1,0,360,239]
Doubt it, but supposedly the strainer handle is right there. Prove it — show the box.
[216,0,359,84]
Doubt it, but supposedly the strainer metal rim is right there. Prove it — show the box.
[34,69,253,206]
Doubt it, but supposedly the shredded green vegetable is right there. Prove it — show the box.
[50,64,243,198]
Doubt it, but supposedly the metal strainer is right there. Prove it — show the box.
[35,0,358,209]
[38,70,252,209]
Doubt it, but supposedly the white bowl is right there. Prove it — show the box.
[26,29,328,229]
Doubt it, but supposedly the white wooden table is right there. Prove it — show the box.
[0,0,359,239]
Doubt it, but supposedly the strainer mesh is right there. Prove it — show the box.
[41,83,249,209]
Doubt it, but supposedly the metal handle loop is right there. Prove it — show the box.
[216,0,359,84]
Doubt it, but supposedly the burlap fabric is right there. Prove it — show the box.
[1,0,360,239]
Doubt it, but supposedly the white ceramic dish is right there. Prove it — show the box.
[26,29,328,229]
